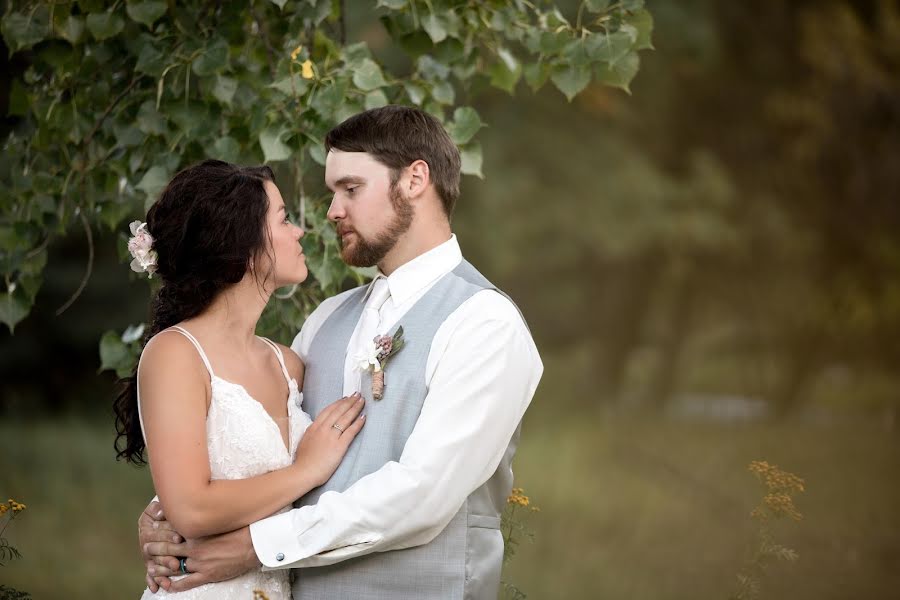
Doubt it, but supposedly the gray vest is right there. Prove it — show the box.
[294,260,522,600]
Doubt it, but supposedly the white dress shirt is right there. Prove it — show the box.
[249,234,543,568]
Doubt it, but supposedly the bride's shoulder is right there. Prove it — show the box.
[276,342,304,384]
[139,328,207,381]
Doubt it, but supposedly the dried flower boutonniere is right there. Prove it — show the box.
[354,326,406,400]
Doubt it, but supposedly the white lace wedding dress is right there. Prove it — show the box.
[137,325,312,599]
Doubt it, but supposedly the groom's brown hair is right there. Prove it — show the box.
[325,105,462,217]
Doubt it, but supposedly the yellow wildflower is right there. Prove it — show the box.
[507,487,532,508]
[748,461,804,521]
[0,504,7,515]
[290,45,302,62]
[301,59,315,80]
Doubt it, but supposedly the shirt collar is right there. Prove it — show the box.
[363,234,462,306]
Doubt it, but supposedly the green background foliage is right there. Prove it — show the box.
[0,0,653,349]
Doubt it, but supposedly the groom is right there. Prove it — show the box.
[140,105,542,599]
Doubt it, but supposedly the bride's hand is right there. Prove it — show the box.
[294,392,366,486]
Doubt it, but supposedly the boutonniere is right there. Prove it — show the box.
[354,326,406,400]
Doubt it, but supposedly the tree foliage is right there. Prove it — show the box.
[0,0,653,373]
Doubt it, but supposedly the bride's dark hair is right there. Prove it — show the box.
[114,159,276,465]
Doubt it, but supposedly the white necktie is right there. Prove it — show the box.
[351,276,391,361]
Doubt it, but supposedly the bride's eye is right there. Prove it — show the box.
[283,211,293,224]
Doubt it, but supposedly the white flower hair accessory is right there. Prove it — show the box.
[127,220,158,278]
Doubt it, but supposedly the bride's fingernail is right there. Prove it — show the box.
[173,534,181,542]
[149,566,156,575]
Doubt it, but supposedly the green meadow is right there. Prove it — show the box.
[2,414,898,599]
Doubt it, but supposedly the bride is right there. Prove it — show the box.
[113,160,365,599]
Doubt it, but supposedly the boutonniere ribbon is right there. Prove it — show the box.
[354,327,406,400]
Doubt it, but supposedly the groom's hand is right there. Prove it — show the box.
[139,500,182,592]
[143,526,261,593]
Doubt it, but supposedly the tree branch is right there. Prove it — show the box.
[83,75,141,147]
[55,209,94,316]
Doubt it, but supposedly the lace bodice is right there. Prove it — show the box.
[138,326,312,600]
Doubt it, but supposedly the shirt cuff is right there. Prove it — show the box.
[249,508,382,570]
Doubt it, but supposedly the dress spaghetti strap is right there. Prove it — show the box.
[168,325,216,377]
[259,337,293,385]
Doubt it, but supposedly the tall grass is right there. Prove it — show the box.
[2,415,898,599]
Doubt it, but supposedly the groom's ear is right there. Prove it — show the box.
[404,159,431,199]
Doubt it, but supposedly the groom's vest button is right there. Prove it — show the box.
[275,552,285,562]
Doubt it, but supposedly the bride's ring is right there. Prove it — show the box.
[179,557,190,575]
[331,423,345,433]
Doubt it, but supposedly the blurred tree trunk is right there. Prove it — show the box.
[644,260,695,410]
[588,249,664,403]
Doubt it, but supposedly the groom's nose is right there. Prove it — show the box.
[327,196,346,222]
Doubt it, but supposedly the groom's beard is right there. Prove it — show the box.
[339,184,413,267]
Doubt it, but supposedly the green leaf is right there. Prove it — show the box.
[460,143,483,178]
[432,80,455,105]
[212,136,240,162]
[0,290,31,333]
[310,79,348,121]
[489,54,521,95]
[59,15,86,45]
[629,8,655,50]
[585,0,610,11]
[213,75,238,105]
[259,126,292,163]
[365,89,389,110]
[352,59,387,91]
[417,55,450,80]
[135,43,164,76]
[523,61,550,92]
[403,82,425,105]
[551,64,591,101]
[113,123,145,148]
[126,1,167,27]
[269,74,309,97]
[341,42,373,67]
[86,11,125,41]
[168,103,208,137]
[136,165,171,204]
[136,100,167,136]
[539,30,570,55]
[594,51,640,93]
[422,13,447,44]
[448,107,483,145]
[192,37,229,76]
[1,9,50,54]
[309,144,326,166]
[99,330,134,375]
[585,29,636,64]
[376,0,407,8]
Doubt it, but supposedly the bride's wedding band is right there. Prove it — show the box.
[332,423,345,432]
[179,557,190,575]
